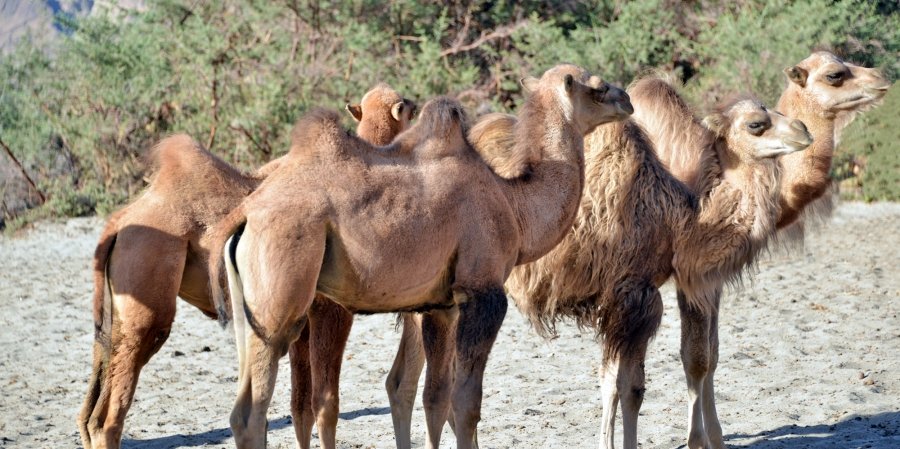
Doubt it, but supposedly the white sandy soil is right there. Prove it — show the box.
[0,202,898,448]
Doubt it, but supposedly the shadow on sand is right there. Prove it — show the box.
[120,407,392,448]
[719,411,900,448]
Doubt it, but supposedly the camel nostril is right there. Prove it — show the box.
[791,120,808,134]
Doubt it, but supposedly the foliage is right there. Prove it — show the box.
[834,84,900,201]
[0,0,897,227]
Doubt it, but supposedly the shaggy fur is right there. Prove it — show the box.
[508,95,811,449]
[207,65,633,449]
[77,84,415,449]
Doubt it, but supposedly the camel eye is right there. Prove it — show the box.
[826,72,844,83]
[747,122,767,134]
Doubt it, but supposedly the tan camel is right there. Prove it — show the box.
[76,84,415,449]
[207,64,634,449]
[633,51,889,231]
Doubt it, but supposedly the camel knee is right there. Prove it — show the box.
[681,346,711,379]
[312,390,339,421]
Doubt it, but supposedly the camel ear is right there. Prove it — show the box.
[564,74,574,92]
[702,113,728,137]
[520,76,540,94]
[345,104,363,122]
[784,66,808,87]
[391,101,404,122]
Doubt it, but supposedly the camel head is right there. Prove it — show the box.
[346,83,417,144]
[521,64,633,136]
[413,96,470,149]
[783,51,891,115]
[703,97,813,161]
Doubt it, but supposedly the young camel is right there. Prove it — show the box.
[375,92,811,449]
[627,53,889,448]
[632,51,889,231]
[207,64,634,449]
[77,84,414,449]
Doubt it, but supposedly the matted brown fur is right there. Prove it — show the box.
[208,65,634,449]
[505,94,810,449]
[77,84,414,449]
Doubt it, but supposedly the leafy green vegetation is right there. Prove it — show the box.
[0,0,897,229]
[834,83,900,202]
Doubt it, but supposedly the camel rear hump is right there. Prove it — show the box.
[287,109,352,160]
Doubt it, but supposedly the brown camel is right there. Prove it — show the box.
[207,64,634,449]
[626,53,888,448]
[372,91,812,449]
[512,94,810,449]
[77,84,415,449]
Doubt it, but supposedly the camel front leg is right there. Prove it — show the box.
[308,296,354,449]
[288,323,313,449]
[386,313,426,449]
[421,308,458,449]
[701,290,724,449]
[451,287,507,449]
[598,356,620,449]
[677,289,714,449]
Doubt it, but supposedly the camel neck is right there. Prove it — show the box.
[715,139,782,244]
[773,88,836,227]
[503,100,585,265]
[357,115,398,146]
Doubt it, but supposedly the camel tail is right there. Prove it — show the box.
[92,212,123,346]
[208,205,248,328]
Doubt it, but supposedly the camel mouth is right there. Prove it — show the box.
[784,138,812,150]
[833,94,878,110]
[614,100,634,117]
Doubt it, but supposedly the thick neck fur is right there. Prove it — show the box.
[675,139,782,294]
[503,91,586,264]
[774,86,836,228]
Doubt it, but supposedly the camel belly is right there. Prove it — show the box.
[315,229,457,313]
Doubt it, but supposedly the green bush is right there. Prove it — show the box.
[0,0,896,228]
[834,84,900,201]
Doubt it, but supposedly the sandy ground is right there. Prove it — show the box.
[1,202,898,449]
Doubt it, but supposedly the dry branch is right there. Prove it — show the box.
[440,20,528,58]
[0,137,46,204]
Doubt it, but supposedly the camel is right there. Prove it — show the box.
[76,84,415,449]
[511,95,810,449]
[625,53,889,448]
[359,88,811,449]
[632,51,890,232]
[207,64,634,449]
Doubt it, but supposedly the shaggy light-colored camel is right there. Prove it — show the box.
[207,64,634,449]
[76,84,414,449]
[370,91,812,449]
[627,53,888,448]
[512,95,810,449]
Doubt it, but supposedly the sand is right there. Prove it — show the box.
[1,202,898,448]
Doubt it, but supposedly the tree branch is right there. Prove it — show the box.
[0,137,46,204]
[440,20,528,58]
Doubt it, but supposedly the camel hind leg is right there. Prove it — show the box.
[79,231,185,449]
[288,324,313,449]
[307,296,354,449]
[386,313,426,449]
[228,223,325,449]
